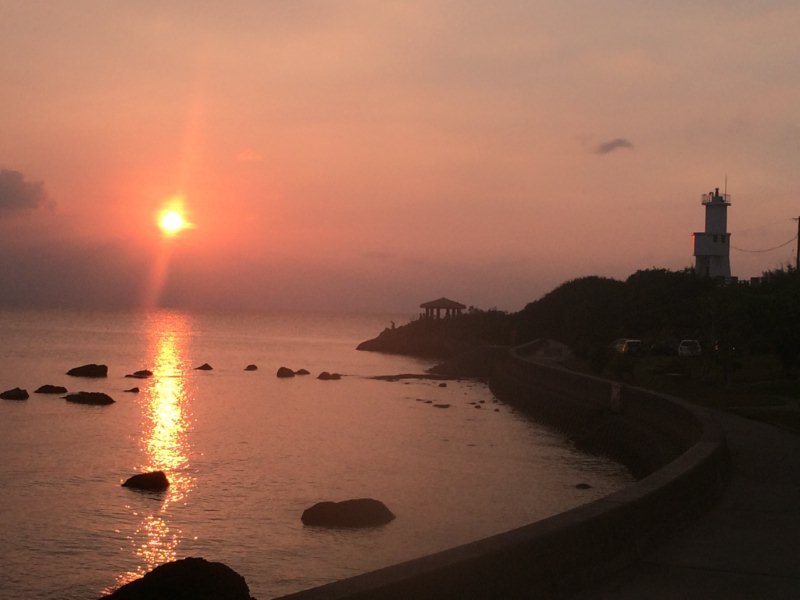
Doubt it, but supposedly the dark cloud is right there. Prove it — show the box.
[0,169,48,214]
[594,138,634,155]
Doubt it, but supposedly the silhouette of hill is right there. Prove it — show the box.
[359,267,800,375]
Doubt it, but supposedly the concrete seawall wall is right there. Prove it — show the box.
[276,350,729,600]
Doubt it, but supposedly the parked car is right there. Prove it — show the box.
[678,339,702,356]
[614,338,643,356]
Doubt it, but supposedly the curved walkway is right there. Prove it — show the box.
[572,411,800,599]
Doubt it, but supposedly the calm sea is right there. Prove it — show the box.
[0,308,632,599]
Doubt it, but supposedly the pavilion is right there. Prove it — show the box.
[420,297,466,319]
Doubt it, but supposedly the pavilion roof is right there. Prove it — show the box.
[420,297,466,309]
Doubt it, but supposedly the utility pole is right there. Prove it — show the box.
[795,217,800,271]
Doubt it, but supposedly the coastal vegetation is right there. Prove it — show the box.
[359,266,800,431]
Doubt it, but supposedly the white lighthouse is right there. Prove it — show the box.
[693,187,731,279]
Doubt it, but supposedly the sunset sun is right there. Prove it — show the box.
[159,210,186,235]
[156,199,192,238]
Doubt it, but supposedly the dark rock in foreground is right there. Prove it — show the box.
[102,556,255,599]
[244,364,258,371]
[124,387,140,393]
[67,363,108,378]
[276,366,295,378]
[1,387,29,400]
[317,371,341,380]
[194,363,213,371]
[64,391,115,405]
[301,498,395,527]
[125,369,153,379]
[35,384,67,394]
[122,470,169,491]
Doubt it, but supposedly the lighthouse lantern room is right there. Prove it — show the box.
[693,187,732,279]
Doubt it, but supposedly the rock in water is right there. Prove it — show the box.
[301,498,395,527]
[34,384,67,394]
[64,391,115,405]
[122,471,170,491]
[194,363,213,371]
[125,369,153,379]
[102,556,255,599]
[244,364,258,371]
[276,366,295,378]
[66,363,108,377]
[124,387,140,393]
[294,368,310,375]
[317,371,342,380]
[1,387,28,400]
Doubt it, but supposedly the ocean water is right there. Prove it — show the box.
[0,308,633,599]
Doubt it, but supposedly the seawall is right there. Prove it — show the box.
[275,348,729,600]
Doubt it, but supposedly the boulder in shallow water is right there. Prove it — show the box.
[317,371,341,380]
[102,556,255,599]
[35,384,67,394]
[301,498,395,527]
[64,391,115,405]
[124,387,140,393]
[1,387,28,400]
[122,470,169,491]
[194,363,213,371]
[244,364,258,371]
[276,366,295,378]
[294,368,310,375]
[125,369,153,379]
[66,363,108,378]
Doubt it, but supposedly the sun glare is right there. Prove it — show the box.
[160,211,185,234]
[156,198,191,238]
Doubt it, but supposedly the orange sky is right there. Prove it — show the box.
[1,2,799,312]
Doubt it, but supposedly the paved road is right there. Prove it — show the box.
[572,411,800,599]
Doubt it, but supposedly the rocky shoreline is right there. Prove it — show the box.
[357,317,512,378]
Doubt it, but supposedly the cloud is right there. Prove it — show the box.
[594,138,634,155]
[0,169,48,214]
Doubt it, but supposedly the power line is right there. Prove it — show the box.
[731,236,797,253]
[735,218,796,235]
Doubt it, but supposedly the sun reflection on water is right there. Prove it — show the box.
[110,311,195,591]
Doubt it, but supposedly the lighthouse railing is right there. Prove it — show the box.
[701,192,731,205]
